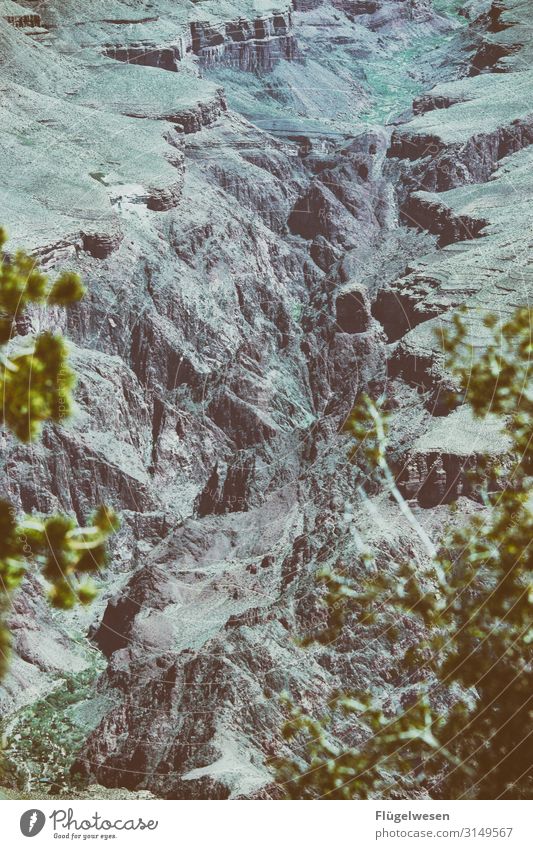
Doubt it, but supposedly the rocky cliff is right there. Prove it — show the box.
[0,0,530,798]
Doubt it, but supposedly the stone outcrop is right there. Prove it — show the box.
[82,230,125,259]
[192,12,299,71]
[102,43,185,71]
[0,0,530,800]
[395,406,512,506]
[380,0,533,500]
[401,192,489,246]
[1,0,40,29]
[336,284,372,333]
[53,4,299,75]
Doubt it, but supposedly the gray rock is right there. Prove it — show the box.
[0,0,529,800]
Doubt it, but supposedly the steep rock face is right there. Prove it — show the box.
[396,406,512,506]
[74,481,445,798]
[1,0,529,800]
[102,43,186,71]
[401,192,489,246]
[469,0,532,73]
[0,31,192,257]
[388,34,533,197]
[378,0,533,501]
[192,11,299,71]
[28,1,299,75]
[288,135,392,253]
[101,12,300,74]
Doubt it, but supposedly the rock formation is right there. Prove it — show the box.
[0,0,530,798]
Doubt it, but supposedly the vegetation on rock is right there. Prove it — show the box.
[276,306,533,799]
[0,228,118,680]
[1,668,99,795]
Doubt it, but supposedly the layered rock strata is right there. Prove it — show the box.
[0,0,530,800]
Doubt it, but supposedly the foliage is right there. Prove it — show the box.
[0,226,85,441]
[0,228,118,680]
[0,669,98,794]
[275,306,532,800]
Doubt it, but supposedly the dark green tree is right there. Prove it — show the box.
[275,306,532,799]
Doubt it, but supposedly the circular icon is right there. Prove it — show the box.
[20,810,46,837]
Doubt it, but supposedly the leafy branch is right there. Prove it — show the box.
[275,306,533,799]
[0,228,118,681]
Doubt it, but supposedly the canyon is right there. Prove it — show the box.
[0,0,531,798]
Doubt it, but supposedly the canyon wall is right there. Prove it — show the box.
[0,0,531,798]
